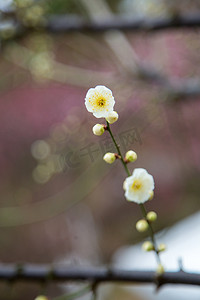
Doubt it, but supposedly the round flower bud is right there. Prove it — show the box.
[158,243,166,252]
[142,241,154,252]
[136,219,148,232]
[106,111,119,124]
[123,179,127,191]
[148,190,154,200]
[92,124,105,136]
[146,211,157,222]
[156,264,165,275]
[34,296,49,300]
[103,152,116,164]
[125,150,137,162]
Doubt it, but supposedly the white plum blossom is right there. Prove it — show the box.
[124,168,154,204]
[85,85,115,118]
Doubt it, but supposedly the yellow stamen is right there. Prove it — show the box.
[132,179,142,191]
[97,98,105,107]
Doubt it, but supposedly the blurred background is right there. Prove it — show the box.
[0,0,200,299]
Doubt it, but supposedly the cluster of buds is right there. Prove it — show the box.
[142,241,166,252]
[141,241,166,253]
[141,239,166,275]
[135,209,166,256]
[92,111,119,136]
[103,150,137,165]
[136,209,166,272]
[136,211,157,233]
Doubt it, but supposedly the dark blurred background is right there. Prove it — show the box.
[0,0,200,299]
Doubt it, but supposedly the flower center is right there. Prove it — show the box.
[131,179,142,191]
[97,98,105,107]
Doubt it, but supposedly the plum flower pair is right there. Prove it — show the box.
[85,85,155,204]
[85,85,165,272]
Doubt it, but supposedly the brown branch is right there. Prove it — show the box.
[1,12,200,39]
[1,12,200,100]
[136,66,200,101]
[29,13,200,33]
[0,264,200,287]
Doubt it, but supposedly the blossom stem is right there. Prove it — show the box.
[106,122,161,265]
[106,122,130,176]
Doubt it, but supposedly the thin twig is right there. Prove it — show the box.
[106,122,161,265]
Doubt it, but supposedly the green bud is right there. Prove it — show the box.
[125,150,137,162]
[158,243,166,252]
[136,219,148,232]
[92,124,105,136]
[103,152,116,164]
[106,111,119,124]
[148,190,154,200]
[156,264,165,275]
[146,211,157,222]
[142,241,154,252]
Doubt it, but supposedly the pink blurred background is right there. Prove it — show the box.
[0,0,200,299]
